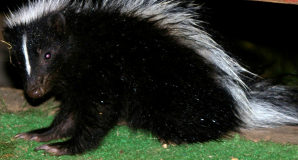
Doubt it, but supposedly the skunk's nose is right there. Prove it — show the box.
[27,87,45,99]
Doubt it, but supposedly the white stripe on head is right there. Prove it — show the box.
[22,33,31,76]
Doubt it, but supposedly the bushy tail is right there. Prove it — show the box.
[244,81,298,128]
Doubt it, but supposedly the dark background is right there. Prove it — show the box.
[0,0,297,87]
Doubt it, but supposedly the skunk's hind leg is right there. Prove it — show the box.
[128,81,241,145]
[15,104,76,142]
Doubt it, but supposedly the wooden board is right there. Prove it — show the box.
[251,0,298,4]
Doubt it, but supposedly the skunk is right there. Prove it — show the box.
[2,0,298,156]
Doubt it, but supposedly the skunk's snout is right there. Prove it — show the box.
[27,87,45,99]
[25,75,48,99]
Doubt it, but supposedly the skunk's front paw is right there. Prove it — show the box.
[34,140,83,156]
[15,131,58,142]
[15,132,44,142]
[34,143,70,156]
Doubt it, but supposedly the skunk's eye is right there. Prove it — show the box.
[44,52,51,59]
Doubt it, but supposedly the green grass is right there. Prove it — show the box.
[1,107,298,159]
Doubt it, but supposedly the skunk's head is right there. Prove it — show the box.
[2,13,69,99]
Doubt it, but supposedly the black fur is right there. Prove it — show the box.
[2,0,298,156]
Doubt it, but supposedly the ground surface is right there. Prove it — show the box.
[1,87,298,145]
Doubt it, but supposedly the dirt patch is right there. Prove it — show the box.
[239,126,298,144]
[0,87,59,113]
[0,87,31,112]
[1,87,298,144]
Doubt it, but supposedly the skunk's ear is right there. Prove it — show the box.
[48,12,66,35]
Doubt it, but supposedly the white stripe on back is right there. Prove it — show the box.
[22,33,31,76]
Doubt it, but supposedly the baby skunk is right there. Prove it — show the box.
[2,0,298,156]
